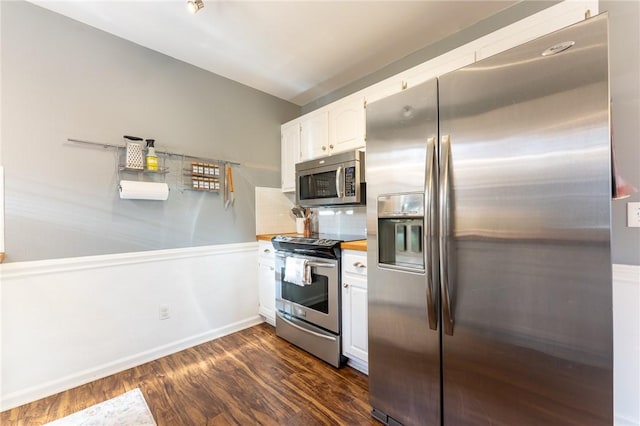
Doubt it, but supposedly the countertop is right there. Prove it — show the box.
[340,240,367,252]
[256,234,367,252]
[256,233,296,242]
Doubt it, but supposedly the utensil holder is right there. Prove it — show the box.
[303,218,312,237]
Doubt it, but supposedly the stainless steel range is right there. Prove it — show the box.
[272,234,357,368]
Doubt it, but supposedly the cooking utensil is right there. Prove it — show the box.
[224,163,230,209]
[291,205,304,218]
[228,165,235,206]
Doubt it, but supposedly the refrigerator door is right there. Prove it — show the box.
[366,79,440,426]
[439,14,612,426]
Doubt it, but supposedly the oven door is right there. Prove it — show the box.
[275,252,340,334]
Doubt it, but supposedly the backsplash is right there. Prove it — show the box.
[314,206,366,237]
[255,186,366,238]
[255,187,296,234]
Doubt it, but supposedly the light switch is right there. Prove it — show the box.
[628,202,640,227]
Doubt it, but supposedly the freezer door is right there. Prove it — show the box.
[366,79,440,426]
[439,14,612,426]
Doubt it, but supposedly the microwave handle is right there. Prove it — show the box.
[335,165,344,198]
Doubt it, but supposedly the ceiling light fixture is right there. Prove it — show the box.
[187,0,204,14]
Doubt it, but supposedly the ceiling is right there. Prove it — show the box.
[29,1,519,106]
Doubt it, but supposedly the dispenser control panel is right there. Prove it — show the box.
[377,193,426,271]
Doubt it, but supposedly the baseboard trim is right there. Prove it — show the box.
[0,315,263,411]
[346,357,369,375]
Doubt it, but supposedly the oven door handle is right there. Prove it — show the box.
[285,248,335,257]
[307,261,336,268]
[278,313,337,341]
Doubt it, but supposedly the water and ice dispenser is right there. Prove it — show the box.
[377,193,425,271]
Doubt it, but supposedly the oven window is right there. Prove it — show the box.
[281,268,329,314]
[299,170,338,200]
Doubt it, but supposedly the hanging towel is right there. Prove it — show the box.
[284,257,312,286]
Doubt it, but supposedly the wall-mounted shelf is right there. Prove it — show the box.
[119,165,170,175]
[66,138,240,198]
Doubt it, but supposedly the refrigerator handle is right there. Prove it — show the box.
[440,134,455,336]
[335,165,344,198]
[425,136,438,331]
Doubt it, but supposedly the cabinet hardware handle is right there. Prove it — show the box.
[263,249,271,253]
[353,261,366,269]
[322,145,327,151]
[343,283,349,288]
[307,261,336,268]
[329,144,334,149]
[270,267,274,271]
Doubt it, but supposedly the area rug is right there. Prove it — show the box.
[45,388,156,426]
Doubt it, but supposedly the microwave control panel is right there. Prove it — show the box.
[345,166,356,196]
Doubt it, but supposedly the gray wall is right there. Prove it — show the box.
[0,1,299,262]
[302,1,640,266]
[601,0,640,265]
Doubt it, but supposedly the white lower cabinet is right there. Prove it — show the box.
[342,249,368,373]
[258,241,276,325]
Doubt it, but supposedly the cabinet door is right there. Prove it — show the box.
[329,96,366,155]
[258,242,276,325]
[281,120,300,193]
[342,251,368,365]
[343,275,368,362]
[475,0,597,61]
[300,110,329,161]
[365,77,404,104]
[403,50,475,90]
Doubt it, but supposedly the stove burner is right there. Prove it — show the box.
[272,235,340,247]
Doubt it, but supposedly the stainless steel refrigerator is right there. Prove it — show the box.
[366,14,612,426]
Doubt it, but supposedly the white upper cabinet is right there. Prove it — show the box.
[299,96,365,162]
[402,50,476,90]
[475,1,598,61]
[328,95,366,154]
[300,109,329,161]
[364,77,404,105]
[281,119,300,193]
[363,46,475,108]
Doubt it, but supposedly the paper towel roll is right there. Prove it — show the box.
[119,180,169,201]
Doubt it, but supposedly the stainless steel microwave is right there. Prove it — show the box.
[295,150,366,207]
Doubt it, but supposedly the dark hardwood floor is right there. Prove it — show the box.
[0,323,377,425]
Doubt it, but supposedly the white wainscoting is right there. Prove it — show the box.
[0,242,261,411]
[613,264,640,426]
[1,253,638,424]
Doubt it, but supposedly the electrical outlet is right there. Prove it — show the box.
[628,202,640,228]
[159,304,170,320]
